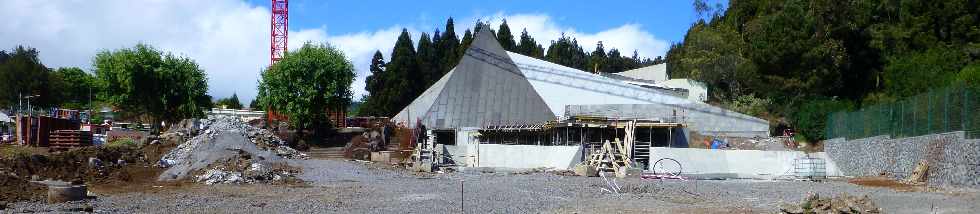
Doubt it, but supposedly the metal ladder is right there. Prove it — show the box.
[632,140,651,168]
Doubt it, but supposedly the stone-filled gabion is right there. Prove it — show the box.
[825,131,980,188]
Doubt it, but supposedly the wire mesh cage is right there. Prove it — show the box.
[826,85,979,140]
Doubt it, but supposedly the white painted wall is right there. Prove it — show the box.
[649,147,843,179]
[616,64,668,82]
[472,144,582,169]
[657,79,708,103]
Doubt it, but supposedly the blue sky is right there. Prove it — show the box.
[251,0,707,43]
[2,0,724,104]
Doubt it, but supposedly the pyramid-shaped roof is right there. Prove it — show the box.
[393,27,554,129]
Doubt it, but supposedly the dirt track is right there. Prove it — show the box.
[4,159,979,213]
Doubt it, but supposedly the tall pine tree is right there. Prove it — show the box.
[361,50,387,116]
[496,19,517,52]
[546,34,588,70]
[459,29,474,60]
[588,41,607,73]
[385,29,419,115]
[517,28,545,58]
[416,32,438,88]
[438,18,460,76]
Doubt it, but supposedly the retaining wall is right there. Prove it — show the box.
[824,131,980,187]
[648,148,844,179]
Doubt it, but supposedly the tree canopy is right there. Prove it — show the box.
[94,43,211,129]
[0,46,58,108]
[666,0,980,141]
[215,93,243,109]
[51,67,97,109]
[258,42,355,134]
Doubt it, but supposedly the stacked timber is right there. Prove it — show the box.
[48,130,93,150]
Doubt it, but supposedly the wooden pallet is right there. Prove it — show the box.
[48,130,93,149]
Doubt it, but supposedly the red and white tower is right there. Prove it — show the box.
[270,0,288,64]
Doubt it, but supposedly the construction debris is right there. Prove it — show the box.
[157,115,306,184]
[779,193,881,214]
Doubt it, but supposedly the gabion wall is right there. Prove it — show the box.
[825,131,980,187]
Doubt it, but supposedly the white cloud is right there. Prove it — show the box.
[1,2,667,105]
[289,26,416,100]
[468,12,669,59]
[1,0,270,103]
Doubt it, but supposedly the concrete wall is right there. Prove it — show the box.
[565,104,769,138]
[657,79,708,103]
[648,147,843,179]
[825,132,980,187]
[474,144,582,169]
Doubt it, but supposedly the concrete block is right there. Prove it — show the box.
[573,164,597,177]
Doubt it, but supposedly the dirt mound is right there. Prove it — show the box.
[0,146,149,183]
[848,177,923,192]
[0,173,46,202]
[780,193,881,214]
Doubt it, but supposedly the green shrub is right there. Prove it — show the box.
[106,138,138,148]
[793,99,853,142]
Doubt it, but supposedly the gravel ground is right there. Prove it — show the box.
[7,159,980,213]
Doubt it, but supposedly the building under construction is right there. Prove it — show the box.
[392,27,769,170]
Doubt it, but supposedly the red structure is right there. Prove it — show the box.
[270,0,288,64]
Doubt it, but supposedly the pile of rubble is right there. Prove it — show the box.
[780,193,882,214]
[157,115,306,184]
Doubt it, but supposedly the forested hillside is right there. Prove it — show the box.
[667,0,979,141]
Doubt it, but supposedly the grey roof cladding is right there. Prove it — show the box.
[393,26,554,129]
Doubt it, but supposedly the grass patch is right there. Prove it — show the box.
[106,138,138,149]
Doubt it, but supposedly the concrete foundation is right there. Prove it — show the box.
[648,147,843,179]
[474,144,582,169]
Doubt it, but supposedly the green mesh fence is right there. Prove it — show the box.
[826,85,980,139]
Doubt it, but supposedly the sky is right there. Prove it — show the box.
[0,0,723,104]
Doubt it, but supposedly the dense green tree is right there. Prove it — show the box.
[94,43,211,131]
[666,0,980,140]
[51,67,97,109]
[545,35,588,70]
[257,42,355,137]
[0,46,58,109]
[360,51,387,116]
[439,18,461,75]
[606,48,626,73]
[517,28,545,59]
[215,93,243,109]
[383,29,420,115]
[416,33,439,88]
[496,19,517,51]
[588,42,607,73]
[248,97,263,110]
[459,29,474,58]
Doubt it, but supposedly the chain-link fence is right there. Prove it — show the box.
[826,85,980,140]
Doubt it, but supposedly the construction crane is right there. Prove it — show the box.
[270,0,288,64]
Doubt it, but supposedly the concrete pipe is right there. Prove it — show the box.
[47,183,87,203]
